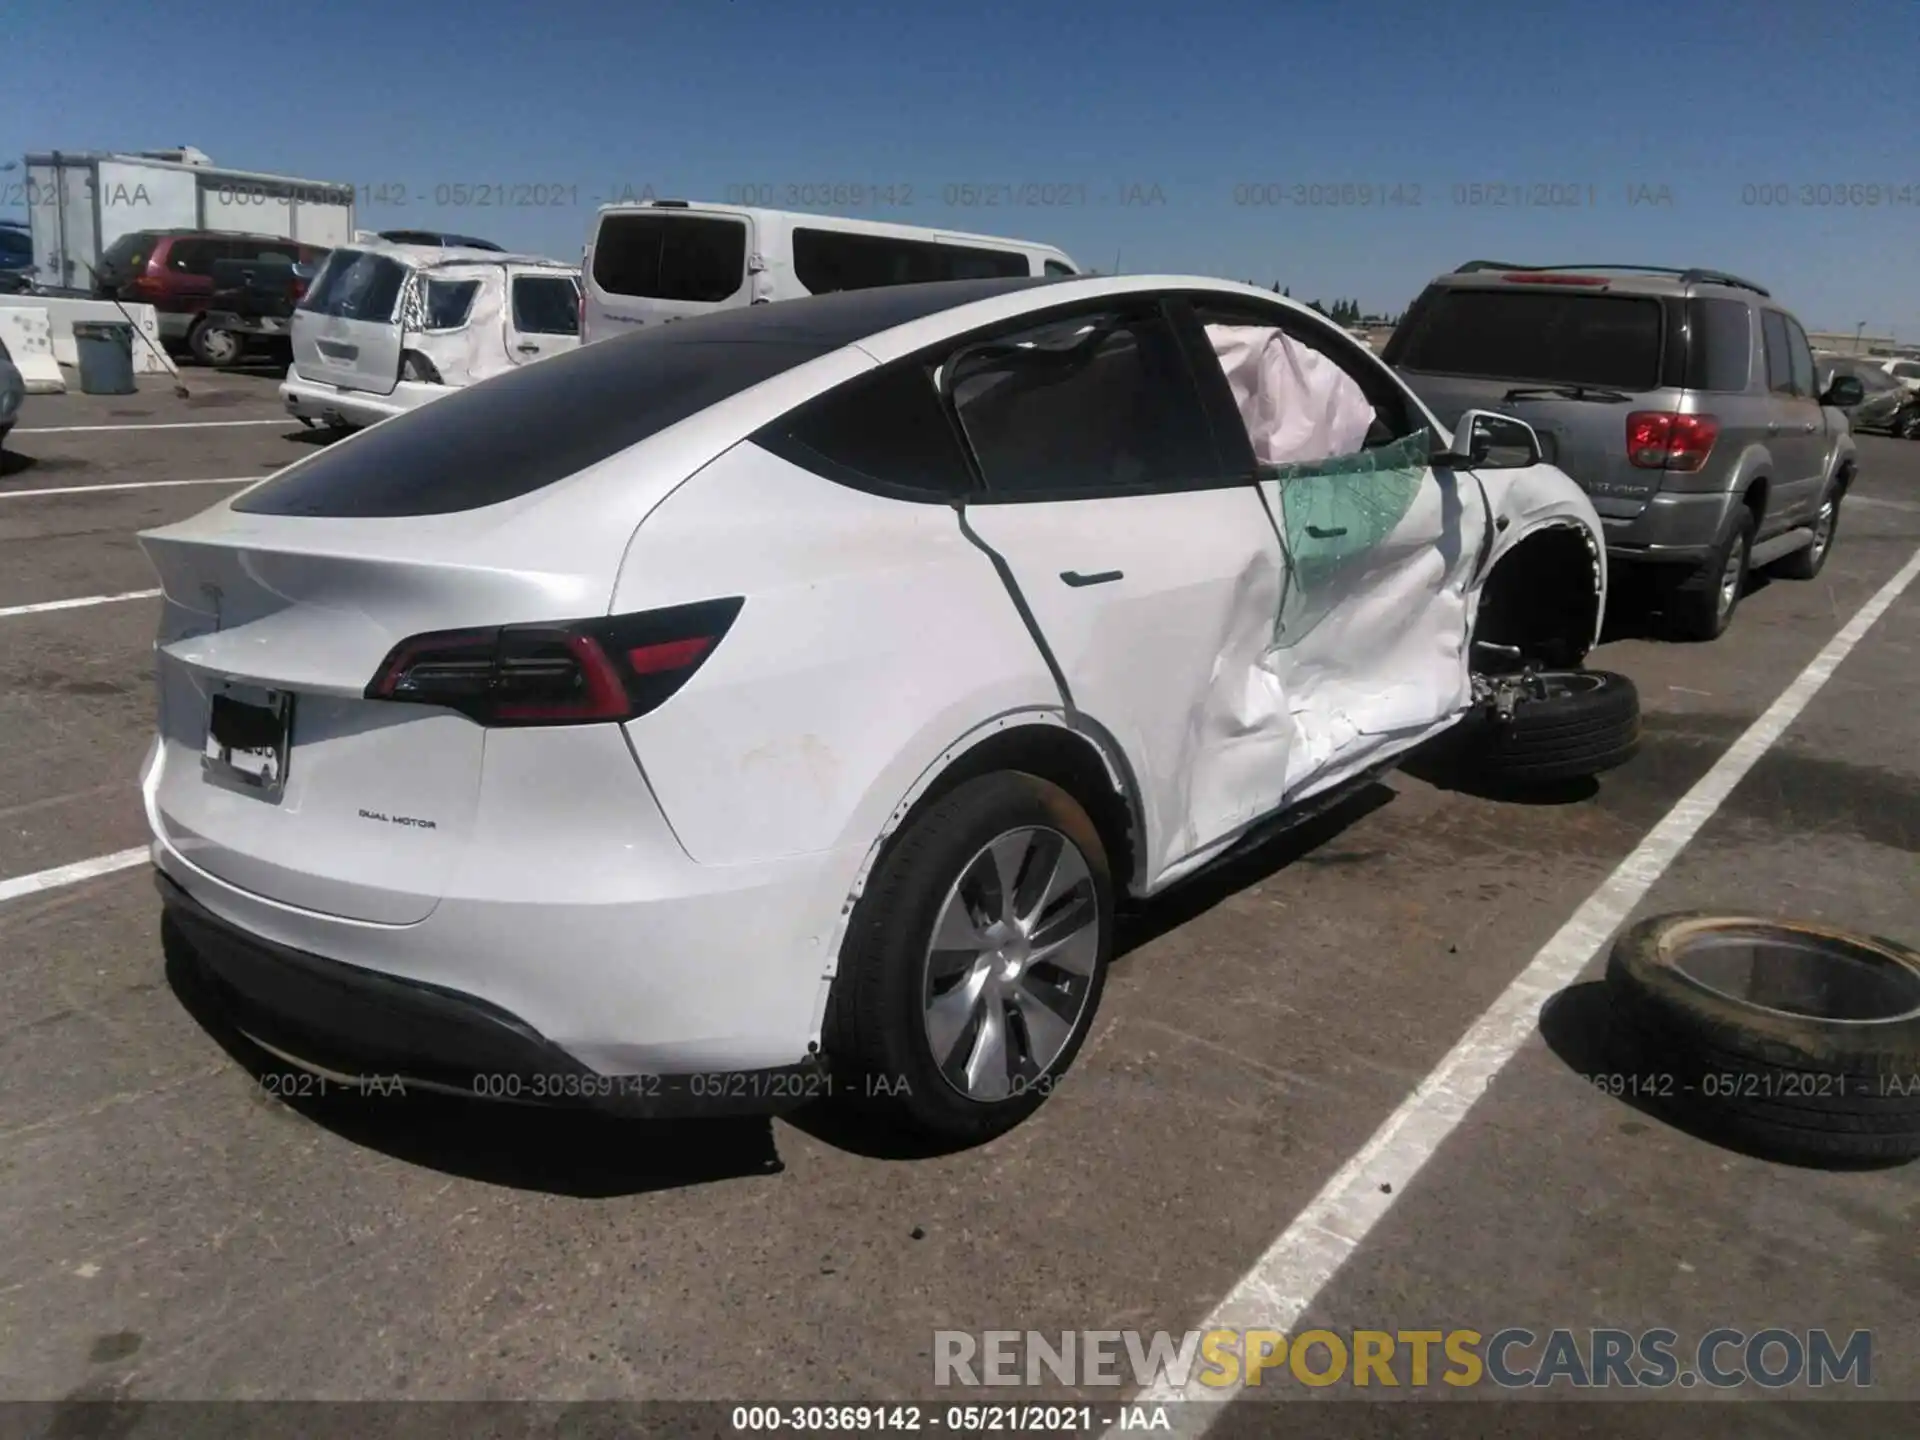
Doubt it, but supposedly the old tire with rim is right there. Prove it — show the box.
[1669,507,1754,641]
[1773,481,1841,581]
[1606,913,1920,1164]
[188,317,242,367]
[824,771,1113,1142]
[1457,670,1640,786]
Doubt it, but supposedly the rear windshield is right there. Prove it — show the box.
[591,213,746,303]
[299,248,408,322]
[1389,287,1665,391]
[233,327,839,517]
[98,231,156,276]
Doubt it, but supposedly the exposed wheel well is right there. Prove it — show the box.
[899,723,1140,895]
[1471,524,1602,672]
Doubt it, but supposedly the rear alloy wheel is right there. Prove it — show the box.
[1773,485,1840,580]
[825,772,1113,1143]
[188,318,242,367]
[1669,507,1754,641]
[1456,669,1640,786]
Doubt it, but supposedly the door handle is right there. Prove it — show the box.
[1060,569,1123,587]
[1766,422,1780,435]
[1305,525,1348,539]
[1802,421,1816,433]
[516,342,539,354]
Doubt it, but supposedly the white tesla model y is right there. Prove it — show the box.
[140,274,1637,1142]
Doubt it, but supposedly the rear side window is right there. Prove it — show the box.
[1785,318,1816,398]
[1388,288,1664,391]
[300,248,407,321]
[420,279,479,330]
[1043,259,1076,277]
[512,275,581,335]
[233,330,838,517]
[1683,298,1751,392]
[752,362,975,499]
[1761,312,1795,395]
[949,308,1218,497]
[591,213,745,303]
[792,229,1030,293]
[165,238,223,274]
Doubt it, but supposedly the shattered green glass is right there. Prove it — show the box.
[1266,429,1431,644]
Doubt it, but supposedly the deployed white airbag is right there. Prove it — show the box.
[1205,324,1375,466]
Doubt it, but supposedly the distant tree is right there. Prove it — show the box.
[1282,285,1291,297]
[1308,298,1328,316]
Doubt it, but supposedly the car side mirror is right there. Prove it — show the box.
[1822,374,1865,408]
[1432,410,1542,470]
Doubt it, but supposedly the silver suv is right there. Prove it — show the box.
[1385,263,1863,639]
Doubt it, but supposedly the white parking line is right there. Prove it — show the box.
[0,476,256,501]
[0,847,148,906]
[1852,495,1920,515]
[13,419,286,435]
[0,589,162,620]
[1129,539,1920,1436]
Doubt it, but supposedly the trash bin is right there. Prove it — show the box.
[72,321,137,395]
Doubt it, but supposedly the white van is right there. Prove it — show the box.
[281,240,583,430]
[580,201,1080,343]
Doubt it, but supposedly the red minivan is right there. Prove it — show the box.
[94,229,328,365]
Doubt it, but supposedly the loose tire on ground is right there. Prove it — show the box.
[823,771,1114,1144]
[1456,669,1640,786]
[1605,912,1920,1165]
[1669,507,1755,641]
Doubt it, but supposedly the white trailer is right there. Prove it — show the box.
[21,149,355,293]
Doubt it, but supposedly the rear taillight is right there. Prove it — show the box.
[364,598,743,727]
[1627,411,1719,471]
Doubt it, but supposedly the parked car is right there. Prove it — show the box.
[141,274,1636,1142]
[92,229,330,365]
[201,254,326,357]
[377,230,505,252]
[1385,263,1862,641]
[280,240,582,431]
[0,334,23,455]
[1819,355,1920,438]
[581,200,1079,343]
[0,220,33,294]
[1873,355,1920,393]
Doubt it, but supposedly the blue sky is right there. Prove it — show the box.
[5,0,1916,335]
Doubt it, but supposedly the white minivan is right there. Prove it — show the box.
[282,240,583,430]
[580,201,1079,343]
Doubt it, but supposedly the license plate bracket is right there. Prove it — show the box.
[204,685,294,794]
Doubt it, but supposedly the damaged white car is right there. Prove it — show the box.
[280,240,582,431]
[142,274,1636,1144]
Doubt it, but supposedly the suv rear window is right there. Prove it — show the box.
[1388,287,1665,391]
[792,229,1030,293]
[591,213,745,303]
[300,248,408,322]
[233,324,841,517]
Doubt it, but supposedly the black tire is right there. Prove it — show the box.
[187,317,242,367]
[1897,409,1920,440]
[1606,913,1920,1165]
[823,771,1114,1144]
[1773,483,1840,581]
[1668,507,1754,641]
[1456,670,1640,785]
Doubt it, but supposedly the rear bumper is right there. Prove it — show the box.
[157,868,834,1117]
[280,369,443,429]
[1598,489,1736,564]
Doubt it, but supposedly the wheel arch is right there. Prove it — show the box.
[1470,518,1604,670]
